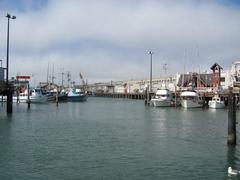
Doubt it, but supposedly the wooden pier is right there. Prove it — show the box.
[93,91,239,103]
[94,92,145,100]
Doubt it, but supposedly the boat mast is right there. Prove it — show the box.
[46,62,49,85]
[67,71,71,88]
[182,49,186,89]
[51,63,55,84]
[61,69,64,88]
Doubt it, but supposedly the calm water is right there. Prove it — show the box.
[0,97,239,179]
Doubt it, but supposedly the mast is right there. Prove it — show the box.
[182,49,187,88]
[51,63,55,84]
[47,62,49,84]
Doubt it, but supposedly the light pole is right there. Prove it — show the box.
[148,51,153,93]
[6,13,16,85]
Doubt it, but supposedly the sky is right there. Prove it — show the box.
[0,0,240,85]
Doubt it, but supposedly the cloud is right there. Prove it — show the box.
[0,0,240,84]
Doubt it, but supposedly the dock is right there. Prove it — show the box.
[93,91,238,102]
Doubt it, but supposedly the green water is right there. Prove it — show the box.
[0,97,239,179]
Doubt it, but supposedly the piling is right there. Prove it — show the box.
[16,87,19,103]
[228,88,236,145]
[56,90,59,106]
[174,86,177,107]
[6,89,12,113]
[145,87,149,105]
[27,83,30,109]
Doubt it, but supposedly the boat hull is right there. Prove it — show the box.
[208,101,225,109]
[13,96,48,103]
[47,94,68,102]
[67,95,87,102]
[181,100,202,108]
[151,99,172,107]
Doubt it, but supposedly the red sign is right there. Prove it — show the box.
[16,76,31,79]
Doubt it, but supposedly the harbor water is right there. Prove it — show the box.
[0,97,239,179]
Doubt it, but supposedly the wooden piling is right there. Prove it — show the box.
[56,90,59,106]
[228,88,236,145]
[174,86,177,107]
[16,87,19,103]
[27,83,30,109]
[144,87,148,105]
[6,89,12,114]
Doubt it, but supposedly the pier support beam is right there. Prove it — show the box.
[228,88,236,145]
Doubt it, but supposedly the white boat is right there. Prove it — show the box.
[13,88,48,103]
[67,88,87,102]
[208,95,225,109]
[180,91,203,108]
[151,89,172,107]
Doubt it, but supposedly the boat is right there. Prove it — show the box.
[67,88,87,102]
[208,95,225,109]
[13,88,48,103]
[151,89,173,107]
[46,90,68,102]
[180,90,203,108]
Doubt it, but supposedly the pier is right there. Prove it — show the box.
[94,92,145,100]
[93,91,238,103]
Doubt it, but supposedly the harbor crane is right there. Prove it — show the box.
[79,72,87,93]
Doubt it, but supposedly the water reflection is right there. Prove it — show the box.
[227,146,237,169]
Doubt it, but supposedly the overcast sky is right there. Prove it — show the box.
[0,0,240,85]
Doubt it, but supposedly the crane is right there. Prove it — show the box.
[79,72,87,93]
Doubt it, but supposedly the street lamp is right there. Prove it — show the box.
[5,13,16,85]
[148,51,154,92]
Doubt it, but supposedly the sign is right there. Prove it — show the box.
[16,76,31,79]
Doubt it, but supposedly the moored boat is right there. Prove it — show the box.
[180,90,203,108]
[151,89,173,107]
[208,95,225,109]
[67,88,87,102]
[13,88,48,103]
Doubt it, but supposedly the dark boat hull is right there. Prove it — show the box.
[67,95,87,102]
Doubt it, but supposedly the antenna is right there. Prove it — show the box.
[163,63,167,75]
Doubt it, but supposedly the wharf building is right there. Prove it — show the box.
[88,76,177,94]
[88,62,236,94]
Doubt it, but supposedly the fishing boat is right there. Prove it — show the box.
[13,88,48,103]
[208,95,225,109]
[67,88,87,102]
[46,90,68,102]
[180,90,203,108]
[151,89,173,107]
